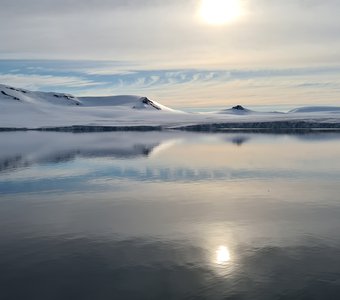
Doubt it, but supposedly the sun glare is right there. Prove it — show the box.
[200,0,242,25]
[216,245,231,264]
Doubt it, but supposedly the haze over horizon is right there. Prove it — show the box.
[1,0,340,108]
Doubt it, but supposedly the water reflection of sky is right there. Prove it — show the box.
[1,131,339,242]
[0,132,340,195]
[1,132,340,299]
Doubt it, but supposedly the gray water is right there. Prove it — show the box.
[0,131,340,300]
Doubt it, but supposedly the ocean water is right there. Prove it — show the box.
[0,131,340,300]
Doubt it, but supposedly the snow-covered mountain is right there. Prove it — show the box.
[0,84,187,129]
[1,84,340,130]
[0,84,175,111]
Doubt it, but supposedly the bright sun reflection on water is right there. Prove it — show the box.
[216,245,231,264]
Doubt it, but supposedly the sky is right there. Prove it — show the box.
[0,0,340,108]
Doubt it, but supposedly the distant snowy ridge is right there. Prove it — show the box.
[0,84,340,130]
[289,106,340,113]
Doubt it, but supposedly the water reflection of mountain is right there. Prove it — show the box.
[225,132,340,145]
[292,132,340,142]
[1,131,340,174]
[36,144,159,164]
[0,132,179,173]
[229,136,251,146]
[0,155,28,173]
[0,144,160,173]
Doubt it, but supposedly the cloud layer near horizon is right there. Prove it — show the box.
[1,60,339,108]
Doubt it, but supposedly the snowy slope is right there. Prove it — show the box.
[80,95,179,112]
[289,106,340,113]
[0,84,81,106]
[0,84,340,130]
[0,84,188,128]
[0,84,175,110]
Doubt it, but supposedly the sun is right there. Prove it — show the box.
[199,0,242,25]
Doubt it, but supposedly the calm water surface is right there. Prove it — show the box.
[0,131,340,300]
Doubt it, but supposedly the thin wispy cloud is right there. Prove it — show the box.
[0,73,105,90]
[1,59,340,107]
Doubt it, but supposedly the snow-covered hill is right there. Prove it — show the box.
[217,105,254,114]
[0,84,176,111]
[1,84,340,130]
[0,84,81,106]
[0,84,187,129]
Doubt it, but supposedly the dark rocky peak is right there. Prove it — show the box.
[232,105,245,111]
[141,97,161,110]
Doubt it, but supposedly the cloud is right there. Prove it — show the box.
[1,59,340,107]
[82,69,137,76]
[0,73,104,90]
[1,0,339,68]
[0,0,188,15]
